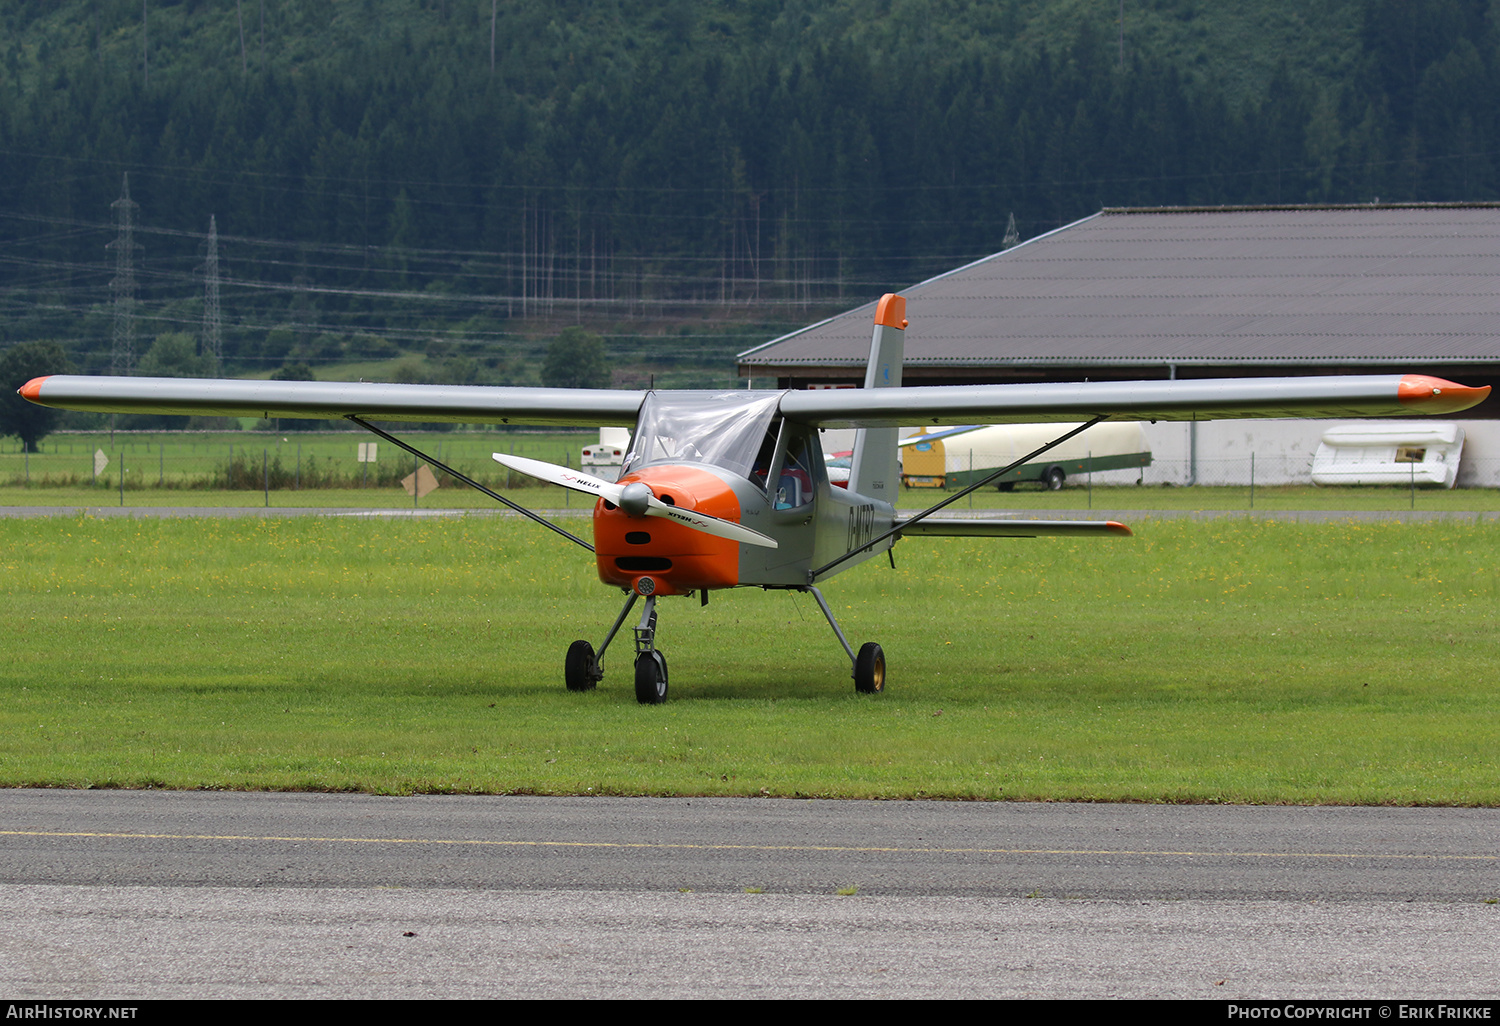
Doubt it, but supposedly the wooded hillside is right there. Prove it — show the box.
[2,0,1496,381]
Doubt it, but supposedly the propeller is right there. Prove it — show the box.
[492,453,778,549]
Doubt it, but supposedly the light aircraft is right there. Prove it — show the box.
[20,294,1490,703]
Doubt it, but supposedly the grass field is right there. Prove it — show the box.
[1,482,1496,513]
[6,430,1499,513]
[4,515,1496,804]
[4,480,1500,514]
[0,430,593,493]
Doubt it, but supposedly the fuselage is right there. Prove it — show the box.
[592,460,896,596]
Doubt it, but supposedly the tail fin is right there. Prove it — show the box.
[848,293,906,503]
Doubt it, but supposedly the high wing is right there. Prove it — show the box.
[18,376,642,426]
[779,374,1489,428]
[18,372,1489,427]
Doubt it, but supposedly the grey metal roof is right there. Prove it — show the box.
[738,205,1500,369]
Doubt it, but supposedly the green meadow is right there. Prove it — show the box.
[0,430,591,491]
[3,481,1499,513]
[6,430,1500,513]
[3,515,1497,804]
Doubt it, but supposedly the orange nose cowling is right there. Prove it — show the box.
[593,466,743,596]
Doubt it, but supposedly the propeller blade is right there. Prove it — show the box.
[492,453,624,504]
[492,452,778,549]
[642,498,779,549]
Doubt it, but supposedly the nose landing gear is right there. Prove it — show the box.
[562,591,670,704]
[631,595,668,704]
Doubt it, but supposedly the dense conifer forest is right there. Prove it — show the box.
[1,0,1497,386]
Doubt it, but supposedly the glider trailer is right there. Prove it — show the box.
[19,294,1489,703]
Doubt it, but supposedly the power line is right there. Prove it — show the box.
[203,214,222,369]
[107,173,140,376]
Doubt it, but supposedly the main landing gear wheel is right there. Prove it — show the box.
[1045,466,1066,491]
[854,642,885,694]
[565,639,597,692]
[634,650,669,704]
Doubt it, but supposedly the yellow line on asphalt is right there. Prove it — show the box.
[1,830,1495,861]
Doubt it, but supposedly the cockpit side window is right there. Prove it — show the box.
[765,422,817,510]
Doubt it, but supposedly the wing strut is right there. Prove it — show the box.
[347,415,594,553]
[809,415,1108,580]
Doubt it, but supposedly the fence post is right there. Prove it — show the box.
[159,445,164,486]
[119,452,124,506]
[1087,449,1092,509]
[263,449,269,508]
[1410,459,1416,510]
[414,451,419,510]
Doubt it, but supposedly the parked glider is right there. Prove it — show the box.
[20,294,1489,702]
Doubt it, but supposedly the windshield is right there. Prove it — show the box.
[623,391,783,479]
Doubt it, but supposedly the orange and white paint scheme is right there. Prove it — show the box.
[593,464,744,596]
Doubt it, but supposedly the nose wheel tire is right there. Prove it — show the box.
[565,639,598,692]
[854,642,885,694]
[634,650,669,704]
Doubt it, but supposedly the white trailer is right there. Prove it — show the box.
[1311,422,1465,488]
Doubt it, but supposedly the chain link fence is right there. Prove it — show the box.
[0,430,593,501]
[5,432,1499,504]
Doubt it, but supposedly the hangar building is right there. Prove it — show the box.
[737,205,1500,487]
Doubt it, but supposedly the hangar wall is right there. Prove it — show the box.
[1132,419,1500,489]
[841,419,1500,491]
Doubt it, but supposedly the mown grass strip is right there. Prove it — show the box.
[4,482,1500,511]
[3,515,1496,803]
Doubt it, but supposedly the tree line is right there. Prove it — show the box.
[0,0,1497,377]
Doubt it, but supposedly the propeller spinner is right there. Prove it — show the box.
[492,453,778,549]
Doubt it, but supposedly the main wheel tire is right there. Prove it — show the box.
[565,639,597,691]
[634,650,669,704]
[1045,467,1066,491]
[854,642,885,694]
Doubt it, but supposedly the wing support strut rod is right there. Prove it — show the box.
[809,415,1108,580]
[346,415,594,553]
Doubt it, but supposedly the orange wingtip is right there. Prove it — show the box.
[1105,521,1133,537]
[18,376,48,402]
[1397,375,1491,414]
[874,293,908,329]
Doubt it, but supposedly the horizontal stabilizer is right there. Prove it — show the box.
[897,425,981,446]
[895,518,1132,538]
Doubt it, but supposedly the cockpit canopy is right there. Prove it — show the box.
[623,391,783,479]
